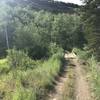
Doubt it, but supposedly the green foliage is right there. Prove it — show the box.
[88,56,100,100]
[10,88,36,100]
[0,1,85,59]
[52,14,82,50]
[48,43,64,56]
[7,49,36,70]
[73,48,91,60]
[82,0,100,60]
[75,48,100,100]
[7,0,79,13]
[0,50,63,100]
[0,59,10,73]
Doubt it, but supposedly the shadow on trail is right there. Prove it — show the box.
[52,55,76,88]
[46,53,77,100]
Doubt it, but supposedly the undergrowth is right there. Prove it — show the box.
[0,49,64,100]
[73,48,100,100]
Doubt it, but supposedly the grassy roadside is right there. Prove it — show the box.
[73,48,100,100]
[86,57,100,100]
[0,52,64,100]
[0,59,9,73]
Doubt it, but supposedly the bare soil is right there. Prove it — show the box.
[74,58,92,100]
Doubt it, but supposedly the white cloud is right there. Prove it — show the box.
[55,0,83,5]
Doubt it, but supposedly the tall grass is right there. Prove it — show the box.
[0,50,64,100]
[0,59,9,73]
[88,56,100,100]
[73,48,100,100]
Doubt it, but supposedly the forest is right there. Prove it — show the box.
[0,0,100,100]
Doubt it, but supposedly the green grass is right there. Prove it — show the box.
[0,59,7,64]
[87,57,100,100]
[0,59,10,73]
[74,48,100,100]
[73,48,91,60]
[0,53,63,100]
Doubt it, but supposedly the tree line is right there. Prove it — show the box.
[0,1,86,59]
[82,0,100,60]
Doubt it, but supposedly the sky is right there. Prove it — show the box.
[55,0,83,5]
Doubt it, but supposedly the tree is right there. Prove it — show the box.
[0,0,84,59]
[82,0,100,59]
[52,14,82,50]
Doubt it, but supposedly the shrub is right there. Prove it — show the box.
[19,53,63,99]
[73,48,91,60]
[88,56,100,100]
[48,43,64,57]
[0,59,9,73]
[74,48,100,100]
[0,50,64,100]
[7,49,36,70]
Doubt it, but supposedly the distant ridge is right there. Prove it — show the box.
[7,0,80,13]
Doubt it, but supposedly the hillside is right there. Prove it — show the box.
[7,0,80,13]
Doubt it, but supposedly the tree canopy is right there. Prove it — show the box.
[0,1,85,59]
[82,0,100,59]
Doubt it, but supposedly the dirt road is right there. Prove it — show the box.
[48,53,92,100]
[74,57,92,100]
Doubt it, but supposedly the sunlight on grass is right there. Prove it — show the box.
[0,59,10,73]
[0,52,64,100]
[0,59,7,64]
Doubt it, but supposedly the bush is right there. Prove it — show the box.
[0,49,64,100]
[0,59,9,73]
[19,52,64,99]
[88,56,100,100]
[48,43,64,57]
[7,49,36,70]
[74,48,100,100]
[73,48,91,60]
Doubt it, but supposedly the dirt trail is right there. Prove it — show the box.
[48,53,75,100]
[48,63,68,99]
[48,53,92,100]
[48,71,68,100]
[74,57,92,100]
